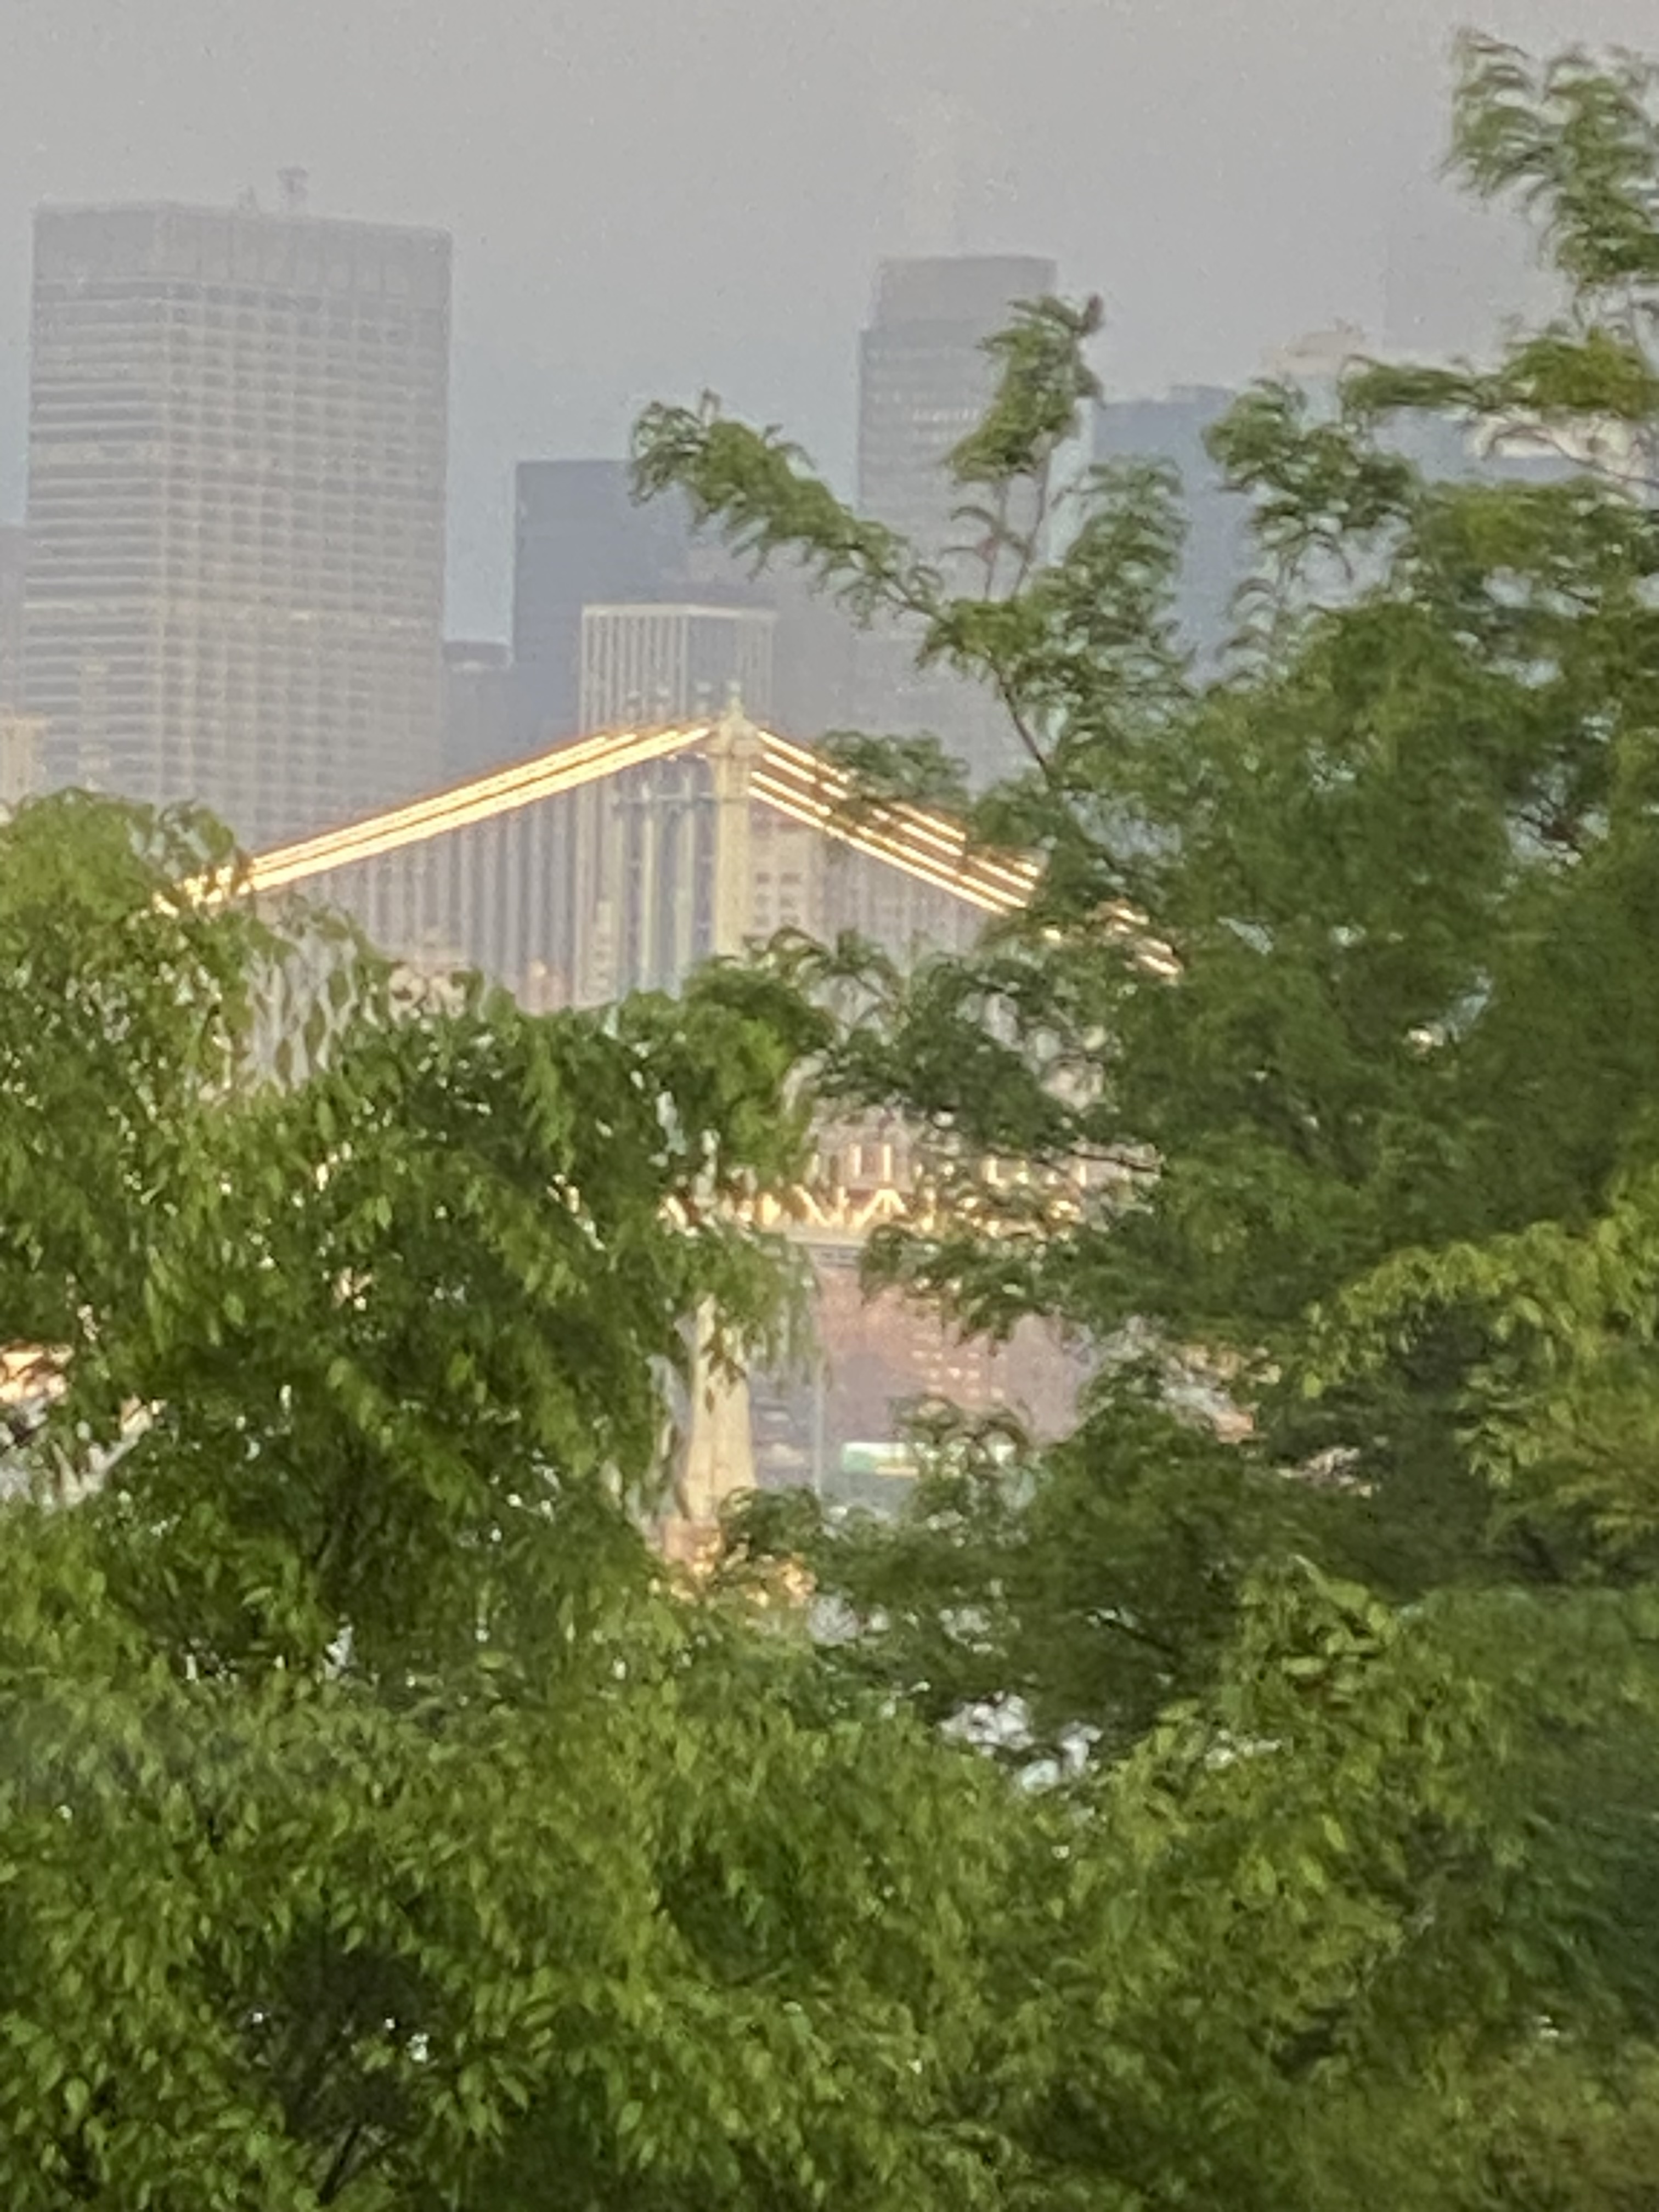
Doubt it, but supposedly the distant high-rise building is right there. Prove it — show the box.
[512,458,857,748]
[440,639,525,783]
[24,201,450,846]
[859,256,1057,555]
[855,254,1056,784]
[1094,386,1251,664]
[0,529,27,707]
[578,602,775,731]
[682,539,858,744]
[512,462,704,740]
[1093,333,1575,676]
[0,713,44,812]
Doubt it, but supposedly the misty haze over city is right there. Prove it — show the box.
[0,0,1651,633]
[8,8,1659,2200]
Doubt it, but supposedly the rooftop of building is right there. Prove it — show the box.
[870,253,1059,330]
[32,199,451,300]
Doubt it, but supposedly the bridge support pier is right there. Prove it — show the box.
[662,697,763,1565]
[663,1305,758,1567]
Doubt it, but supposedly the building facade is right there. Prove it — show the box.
[1092,345,1573,677]
[1094,386,1250,667]
[511,461,702,743]
[855,254,1056,786]
[512,457,860,758]
[0,714,44,812]
[858,256,1056,557]
[577,601,775,731]
[440,639,526,784]
[24,201,449,847]
[0,529,27,708]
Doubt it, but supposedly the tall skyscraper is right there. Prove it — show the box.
[512,462,704,741]
[0,529,27,708]
[440,640,524,783]
[512,458,856,749]
[855,255,1057,785]
[1092,336,1573,682]
[859,256,1056,555]
[1094,387,1251,666]
[24,200,450,847]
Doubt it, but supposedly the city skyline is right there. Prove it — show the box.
[1,0,1649,636]
[1,196,1585,855]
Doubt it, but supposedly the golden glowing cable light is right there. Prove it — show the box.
[245,722,719,895]
[236,719,1042,918]
[199,718,1195,984]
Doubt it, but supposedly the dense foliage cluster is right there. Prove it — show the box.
[0,803,1018,2208]
[638,31,1659,2207]
[7,30,1659,2210]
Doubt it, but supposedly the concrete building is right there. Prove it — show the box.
[859,255,1056,557]
[855,254,1056,786]
[440,639,525,783]
[24,199,449,846]
[0,713,44,812]
[0,529,26,708]
[511,459,856,750]
[680,537,859,744]
[578,601,774,732]
[512,461,702,742]
[1094,386,1251,666]
[1094,340,1574,674]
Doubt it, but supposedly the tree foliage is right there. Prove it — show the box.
[0,795,1022,2210]
[10,32,1659,2211]
[637,33,1659,2208]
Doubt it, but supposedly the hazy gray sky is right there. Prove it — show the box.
[2,0,1655,634]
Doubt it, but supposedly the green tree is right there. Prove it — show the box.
[637,32,1659,2206]
[0,794,1014,2210]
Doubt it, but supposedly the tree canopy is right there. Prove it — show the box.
[0,797,1022,2209]
[635,30,1659,2207]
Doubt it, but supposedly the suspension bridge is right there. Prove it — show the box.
[244,706,1038,1010]
[239,709,1085,1547]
